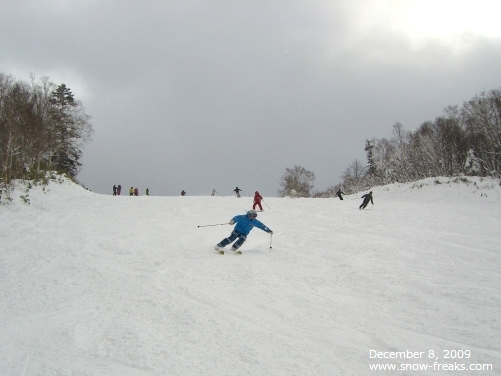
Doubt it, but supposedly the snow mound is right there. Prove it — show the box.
[368,176,501,203]
[2,176,94,208]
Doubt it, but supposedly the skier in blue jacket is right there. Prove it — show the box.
[215,209,273,253]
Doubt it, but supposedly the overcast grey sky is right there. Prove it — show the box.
[1,0,500,196]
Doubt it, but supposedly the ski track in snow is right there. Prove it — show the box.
[0,177,500,375]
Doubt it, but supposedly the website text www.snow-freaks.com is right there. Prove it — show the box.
[369,362,493,372]
[368,349,494,372]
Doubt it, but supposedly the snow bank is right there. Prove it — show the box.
[370,176,501,204]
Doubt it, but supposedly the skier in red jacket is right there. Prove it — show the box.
[253,191,263,211]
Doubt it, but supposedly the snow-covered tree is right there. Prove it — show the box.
[0,73,93,201]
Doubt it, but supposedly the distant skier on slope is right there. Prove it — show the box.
[359,191,374,210]
[113,185,117,196]
[233,187,242,197]
[211,189,217,196]
[253,191,264,211]
[215,209,273,254]
[181,190,186,196]
[336,188,345,200]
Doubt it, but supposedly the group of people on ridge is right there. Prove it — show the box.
[112,185,149,196]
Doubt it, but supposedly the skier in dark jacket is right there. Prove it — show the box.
[113,185,117,196]
[233,187,242,197]
[215,209,273,254]
[359,191,373,210]
[336,189,345,200]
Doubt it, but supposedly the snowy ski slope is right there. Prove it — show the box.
[1,177,500,375]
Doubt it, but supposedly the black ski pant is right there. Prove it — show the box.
[217,230,247,250]
[360,200,370,210]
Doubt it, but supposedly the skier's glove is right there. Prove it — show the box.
[229,220,235,225]
[269,230,273,234]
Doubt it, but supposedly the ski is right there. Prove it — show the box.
[214,246,243,255]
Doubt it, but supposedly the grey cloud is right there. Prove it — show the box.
[1,1,500,196]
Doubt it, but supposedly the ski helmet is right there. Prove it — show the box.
[247,209,258,217]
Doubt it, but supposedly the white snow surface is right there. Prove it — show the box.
[1,176,500,375]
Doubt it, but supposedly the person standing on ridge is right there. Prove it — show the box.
[117,185,121,195]
[233,187,242,197]
[336,188,345,200]
[181,190,186,196]
[134,187,139,196]
[113,185,117,196]
[253,191,263,211]
[211,189,217,196]
[129,187,134,196]
[359,191,374,210]
[215,209,273,254]
[146,188,149,196]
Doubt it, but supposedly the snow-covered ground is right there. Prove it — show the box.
[1,177,500,375]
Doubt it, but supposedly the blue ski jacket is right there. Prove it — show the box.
[231,214,271,235]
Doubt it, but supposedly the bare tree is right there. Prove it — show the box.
[340,159,367,194]
[277,165,316,197]
[462,89,501,176]
[0,77,31,185]
[371,137,397,184]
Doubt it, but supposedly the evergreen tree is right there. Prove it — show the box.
[49,83,90,177]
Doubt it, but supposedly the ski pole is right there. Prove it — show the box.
[197,223,230,228]
[269,233,273,249]
[262,200,271,209]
